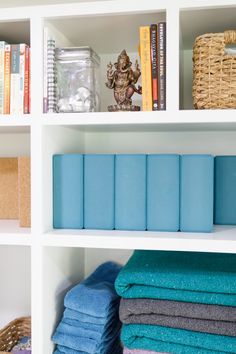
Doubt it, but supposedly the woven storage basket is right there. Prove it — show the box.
[0,317,31,353]
[193,30,236,109]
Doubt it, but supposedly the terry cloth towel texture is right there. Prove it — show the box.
[115,250,236,306]
[123,348,168,354]
[64,261,121,317]
[52,261,122,354]
[121,324,236,354]
[54,340,123,354]
[119,298,236,336]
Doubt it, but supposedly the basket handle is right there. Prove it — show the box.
[224,30,236,44]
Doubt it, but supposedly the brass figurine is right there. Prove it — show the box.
[106,50,142,111]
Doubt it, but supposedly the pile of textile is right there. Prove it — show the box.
[115,250,236,354]
[52,261,122,354]
[12,336,31,354]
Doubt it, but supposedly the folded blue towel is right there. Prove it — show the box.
[64,306,117,325]
[65,262,121,317]
[122,324,236,354]
[53,317,121,353]
[55,338,122,354]
[115,250,236,306]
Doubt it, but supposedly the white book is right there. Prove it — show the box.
[0,41,7,114]
[19,44,27,114]
[10,44,20,115]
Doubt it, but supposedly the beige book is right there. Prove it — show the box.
[0,158,18,219]
[18,157,31,227]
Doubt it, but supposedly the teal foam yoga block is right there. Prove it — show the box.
[115,154,147,230]
[147,154,180,231]
[180,155,214,232]
[84,154,115,229]
[53,154,84,229]
[215,156,236,225]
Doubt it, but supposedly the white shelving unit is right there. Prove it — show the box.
[0,1,236,353]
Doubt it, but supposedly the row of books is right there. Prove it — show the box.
[0,42,30,115]
[140,22,166,111]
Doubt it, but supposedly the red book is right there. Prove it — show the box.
[150,24,158,111]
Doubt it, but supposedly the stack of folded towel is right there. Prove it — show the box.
[52,261,122,354]
[115,250,236,354]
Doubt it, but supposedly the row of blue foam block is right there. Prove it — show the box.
[54,153,236,232]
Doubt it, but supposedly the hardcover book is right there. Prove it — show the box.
[140,26,152,111]
[158,22,166,110]
[3,44,10,114]
[150,24,158,111]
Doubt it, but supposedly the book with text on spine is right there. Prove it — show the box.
[10,44,20,115]
[19,44,27,114]
[4,44,11,114]
[150,24,158,111]
[140,26,152,111]
[0,41,7,114]
[158,22,166,110]
[24,45,30,114]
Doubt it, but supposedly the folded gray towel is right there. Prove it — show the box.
[119,298,236,337]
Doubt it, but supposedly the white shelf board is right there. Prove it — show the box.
[0,220,31,245]
[43,110,236,131]
[43,226,236,253]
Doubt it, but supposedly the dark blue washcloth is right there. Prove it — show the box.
[65,261,121,316]
[115,250,236,306]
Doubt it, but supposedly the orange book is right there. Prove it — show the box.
[140,26,152,111]
[4,45,11,114]
[24,46,30,114]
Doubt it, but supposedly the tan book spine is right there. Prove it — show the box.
[140,26,152,111]
[0,158,18,219]
[4,45,11,114]
[18,156,31,228]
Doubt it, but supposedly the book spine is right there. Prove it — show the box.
[19,44,26,114]
[10,44,20,115]
[47,37,56,113]
[43,27,48,113]
[140,26,152,111]
[29,48,31,113]
[0,42,6,114]
[24,46,30,114]
[4,45,11,114]
[158,22,166,110]
[150,24,158,111]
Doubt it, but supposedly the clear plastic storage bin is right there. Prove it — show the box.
[55,47,100,113]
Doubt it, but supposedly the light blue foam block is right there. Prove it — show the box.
[84,154,115,229]
[180,155,214,232]
[214,156,236,225]
[53,154,83,229]
[115,154,146,230]
[147,154,180,231]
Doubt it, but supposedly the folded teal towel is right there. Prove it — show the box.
[122,324,236,354]
[115,250,236,306]
[65,261,121,317]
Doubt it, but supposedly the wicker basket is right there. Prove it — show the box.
[193,30,236,109]
[0,317,31,353]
